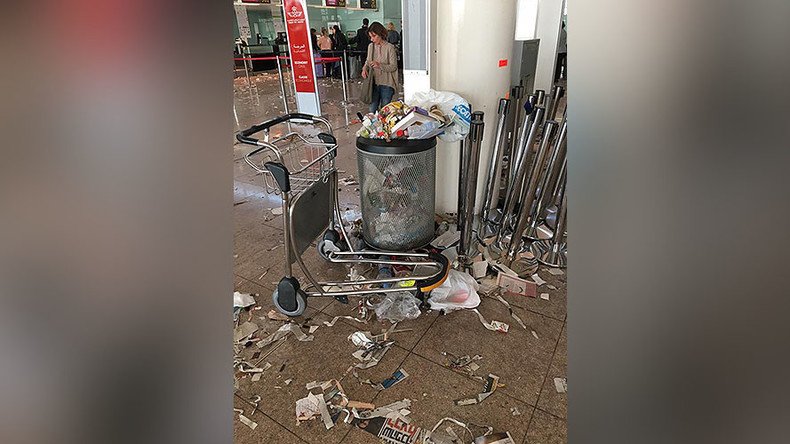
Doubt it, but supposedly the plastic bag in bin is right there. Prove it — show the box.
[409,89,471,142]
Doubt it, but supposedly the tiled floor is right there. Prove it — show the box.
[233,70,567,443]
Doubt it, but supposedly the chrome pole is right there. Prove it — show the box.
[535,89,546,105]
[458,111,486,261]
[506,120,558,261]
[508,86,525,156]
[340,53,348,106]
[525,119,567,240]
[544,86,557,126]
[275,56,290,115]
[500,106,544,233]
[480,98,511,226]
[548,85,564,121]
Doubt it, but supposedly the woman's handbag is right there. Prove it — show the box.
[360,71,374,104]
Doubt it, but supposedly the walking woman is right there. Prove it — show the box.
[361,21,399,113]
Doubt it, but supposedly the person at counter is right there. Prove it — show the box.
[362,22,399,113]
[318,28,334,77]
[310,28,319,51]
[355,18,371,65]
[330,25,349,79]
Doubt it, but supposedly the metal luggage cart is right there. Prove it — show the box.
[237,113,450,316]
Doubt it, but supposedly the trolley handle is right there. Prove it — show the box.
[236,113,326,145]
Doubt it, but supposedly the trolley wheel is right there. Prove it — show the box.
[272,277,307,317]
[317,229,341,261]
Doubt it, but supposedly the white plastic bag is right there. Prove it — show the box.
[427,269,480,312]
[409,89,471,142]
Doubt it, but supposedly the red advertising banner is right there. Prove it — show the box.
[283,0,316,94]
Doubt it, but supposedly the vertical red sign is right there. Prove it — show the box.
[283,0,316,94]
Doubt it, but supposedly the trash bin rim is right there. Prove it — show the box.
[356,136,436,155]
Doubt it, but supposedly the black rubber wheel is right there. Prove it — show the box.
[317,229,341,261]
[272,277,307,316]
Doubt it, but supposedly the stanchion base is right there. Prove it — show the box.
[477,220,500,242]
[524,223,554,241]
[457,236,482,262]
[511,254,539,277]
[530,240,567,268]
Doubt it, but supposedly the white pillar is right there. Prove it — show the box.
[533,0,565,92]
[431,0,518,214]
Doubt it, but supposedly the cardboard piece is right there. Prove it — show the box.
[496,272,537,297]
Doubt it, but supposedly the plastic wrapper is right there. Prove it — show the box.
[372,291,422,322]
[409,89,471,142]
[427,269,481,312]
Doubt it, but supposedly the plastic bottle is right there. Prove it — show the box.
[377,262,393,289]
[405,121,442,139]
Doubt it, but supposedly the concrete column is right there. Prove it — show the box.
[430,0,518,214]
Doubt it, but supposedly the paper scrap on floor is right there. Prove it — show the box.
[474,431,517,444]
[256,323,313,348]
[472,309,509,333]
[233,292,256,309]
[266,309,290,321]
[493,294,528,330]
[353,415,426,444]
[489,259,519,277]
[295,392,324,423]
[455,374,501,406]
[496,272,537,297]
[530,273,547,286]
[355,399,412,420]
[554,377,568,393]
[238,413,258,430]
[472,260,489,278]
[234,321,259,343]
[324,315,367,327]
[540,293,550,300]
[378,368,409,390]
[431,229,460,249]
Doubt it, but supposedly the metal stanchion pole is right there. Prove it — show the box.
[505,86,524,158]
[535,89,546,105]
[547,85,565,121]
[340,55,348,106]
[544,86,557,125]
[457,111,486,263]
[487,107,544,259]
[505,120,558,262]
[480,98,511,228]
[500,107,544,230]
[521,120,559,215]
[525,119,567,240]
[276,56,290,115]
[531,191,567,268]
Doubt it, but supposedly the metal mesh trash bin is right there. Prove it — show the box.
[357,137,437,251]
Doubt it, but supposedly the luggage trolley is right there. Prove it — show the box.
[237,113,450,316]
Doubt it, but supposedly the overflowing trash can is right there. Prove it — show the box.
[356,137,437,251]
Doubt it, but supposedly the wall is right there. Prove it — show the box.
[533,0,565,91]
